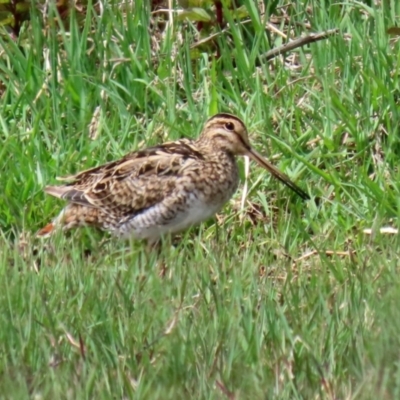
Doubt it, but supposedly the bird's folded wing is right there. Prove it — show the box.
[46,140,204,216]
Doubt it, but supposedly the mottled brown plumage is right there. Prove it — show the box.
[37,113,309,243]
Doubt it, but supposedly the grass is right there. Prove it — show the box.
[1,0,400,398]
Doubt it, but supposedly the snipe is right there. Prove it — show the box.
[37,113,309,243]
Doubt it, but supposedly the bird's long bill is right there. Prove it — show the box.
[247,148,310,200]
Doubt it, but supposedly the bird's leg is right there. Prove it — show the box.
[143,238,167,277]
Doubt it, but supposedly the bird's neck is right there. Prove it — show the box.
[195,137,235,158]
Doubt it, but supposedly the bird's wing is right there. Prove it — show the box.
[45,139,203,217]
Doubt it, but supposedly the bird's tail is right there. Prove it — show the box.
[36,222,56,237]
[36,205,104,237]
[36,208,68,238]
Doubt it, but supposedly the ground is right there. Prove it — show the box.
[1,1,400,399]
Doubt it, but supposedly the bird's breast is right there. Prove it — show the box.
[192,153,239,205]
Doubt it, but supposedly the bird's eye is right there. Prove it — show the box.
[225,122,235,131]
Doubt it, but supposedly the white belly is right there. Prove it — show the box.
[162,198,221,233]
[117,193,225,243]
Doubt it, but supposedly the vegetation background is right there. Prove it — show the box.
[1,0,400,398]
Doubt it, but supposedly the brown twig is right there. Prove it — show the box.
[295,250,355,263]
[258,28,339,63]
[215,380,235,400]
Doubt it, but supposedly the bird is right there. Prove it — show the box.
[37,113,309,244]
